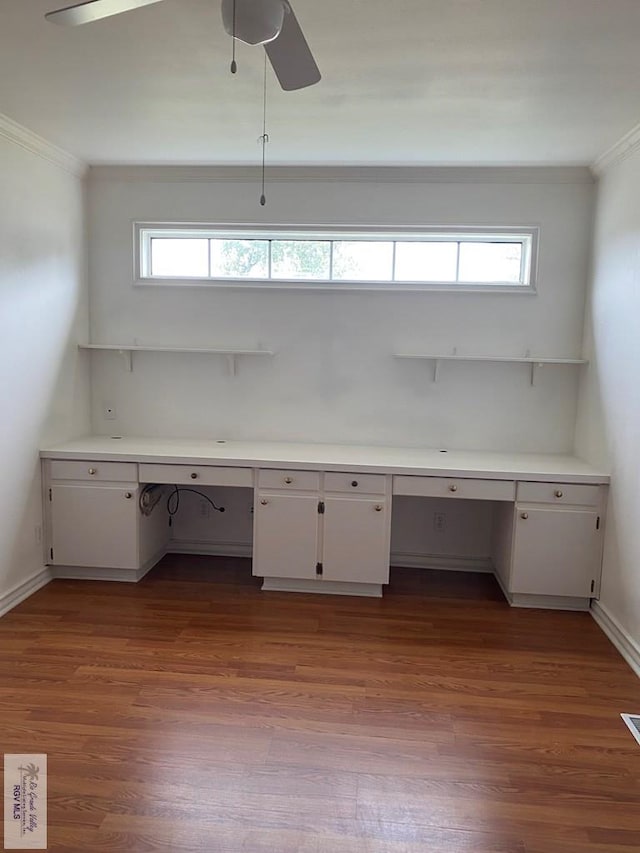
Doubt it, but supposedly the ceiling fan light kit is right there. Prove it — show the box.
[221,0,285,46]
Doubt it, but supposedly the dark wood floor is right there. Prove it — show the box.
[1,556,639,852]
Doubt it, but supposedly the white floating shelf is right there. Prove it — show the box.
[79,344,274,376]
[394,353,588,385]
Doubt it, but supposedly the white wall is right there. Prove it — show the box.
[576,151,640,655]
[86,166,593,564]
[0,124,89,610]
[87,167,594,454]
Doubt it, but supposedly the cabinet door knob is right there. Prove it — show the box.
[88,468,96,475]
[190,472,198,479]
[520,512,529,520]
[374,504,383,512]
[125,492,132,500]
[554,490,563,498]
[284,477,293,484]
[449,484,458,492]
[260,498,268,505]
[351,480,359,487]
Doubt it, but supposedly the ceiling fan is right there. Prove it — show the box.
[45,0,321,91]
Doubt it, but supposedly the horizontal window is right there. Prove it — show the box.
[136,225,537,290]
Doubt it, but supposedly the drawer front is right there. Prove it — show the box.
[258,469,321,491]
[324,472,387,495]
[393,475,515,502]
[517,481,602,506]
[139,463,253,488]
[50,460,138,483]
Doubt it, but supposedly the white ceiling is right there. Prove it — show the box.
[2,0,640,166]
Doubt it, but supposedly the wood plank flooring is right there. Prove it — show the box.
[1,556,639,852]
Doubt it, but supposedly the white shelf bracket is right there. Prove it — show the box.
[118,349,133,372]
[531,361,544,386]
[433,358,441,383]
[225,354,238,377]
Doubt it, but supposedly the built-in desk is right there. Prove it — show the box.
[40,437,609,610]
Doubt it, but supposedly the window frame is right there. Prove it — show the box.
[134,223,539,293]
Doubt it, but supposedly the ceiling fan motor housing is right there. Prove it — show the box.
[221,0,286,46]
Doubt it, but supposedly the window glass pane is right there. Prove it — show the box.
[150,238,209,277]
[332,241,393,281]
[271,240,330,280]
[458,242,523,283]
[394,242,458,282]
[210,239,269,278]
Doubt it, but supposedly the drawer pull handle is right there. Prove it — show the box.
[88,468,97,475]
[284,477,293,484]
[190,472,198,479]
[521,512,529,520]
[554,490,563,498]
[449,484,458,492]
[374,504,383,512]
[351,480,359,487]
[125,492,132,500]
[260,498,268,506]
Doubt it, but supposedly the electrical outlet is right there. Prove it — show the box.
[104,404,117,420]
[433,512,447,532]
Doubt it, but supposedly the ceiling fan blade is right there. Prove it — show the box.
[265,3,320,91]
[45,0,166,26]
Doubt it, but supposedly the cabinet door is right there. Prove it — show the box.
[253,493,319,579]
[511,507,601,597]
[322,497,390,584]
[50,485,139,569]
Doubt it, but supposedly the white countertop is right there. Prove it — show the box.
[40,436,610,484]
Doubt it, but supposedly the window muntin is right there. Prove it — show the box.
[137,226,536,290]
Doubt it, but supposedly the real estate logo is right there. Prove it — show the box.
[3,754,47,850]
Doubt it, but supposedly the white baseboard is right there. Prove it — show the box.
[51,545,166,584]
[390,552,493,572]
[51,565,148,582]
[168,540,252,559]
[493,569,590,611]
[591,600,640,679]
[0,567,52,618]
[509,592,590,611]
[169,542,494,572]
[262,577,383,597]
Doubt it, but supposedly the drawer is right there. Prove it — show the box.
[139,463,253,488]
[49,460,138,483]
[258,469,321,491]
[393,475,515,502]
[517,481,602,506]
[324,472,387,494]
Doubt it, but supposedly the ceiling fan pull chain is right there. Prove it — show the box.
[260,53,269,206]
[230,0,237,74]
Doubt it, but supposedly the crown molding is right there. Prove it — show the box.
[88,164,594,185]
[0,112,86,178]
[592,121,640,176]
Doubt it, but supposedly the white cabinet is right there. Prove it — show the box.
[253,470,392,591]
[50,484,141,569]
[41,446,608,607]
[510,507,602,598]
[496,481,606,607]
[322,497,389,584]
[45,459,169,577]
[253,493,319,580]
